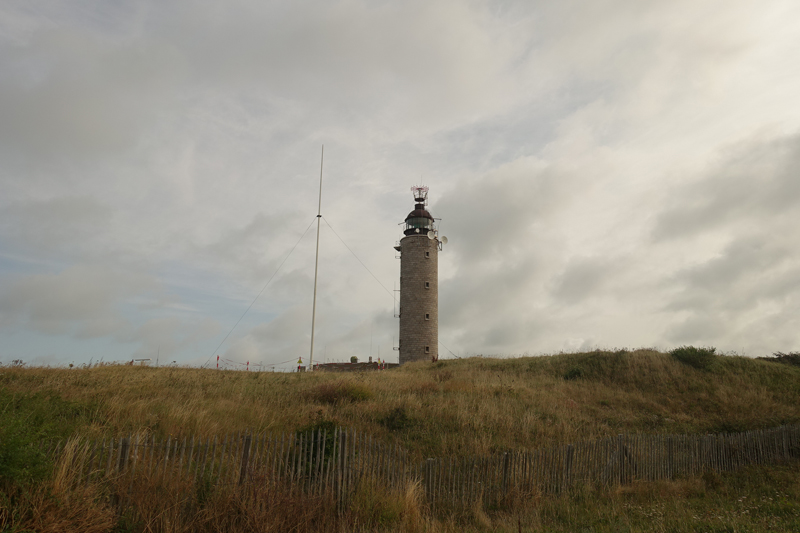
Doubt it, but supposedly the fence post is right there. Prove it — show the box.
[338,430,347,508]
[106,438,115,476]
[163,436,172,477]
[562,444,574,491]
[86,440,97,488]
[667,436,674,480]
[502,452,510,495]
[425,458,436,510]
[324,430,336,496]
[239,434,252,486]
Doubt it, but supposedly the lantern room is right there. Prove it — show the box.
[404,186,435,236]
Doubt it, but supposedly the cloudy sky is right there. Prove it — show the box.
[2,1,799,369]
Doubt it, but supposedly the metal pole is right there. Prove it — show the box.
[309,145,324,371]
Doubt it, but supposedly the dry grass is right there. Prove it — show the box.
[1,440,427,532]
[0,438,115,533]
[2,350,799,459]
[3,350,800,532]
[5,458,800,532]
[3,350,800,460]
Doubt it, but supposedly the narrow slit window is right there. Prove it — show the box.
[424,346,430,354]
[424,281,430,289]
[425,251,430,258]
[425,313,430,320]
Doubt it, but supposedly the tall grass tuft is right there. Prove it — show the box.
[306,380,374,404]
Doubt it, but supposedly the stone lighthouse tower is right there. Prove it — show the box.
[396,186,445,364]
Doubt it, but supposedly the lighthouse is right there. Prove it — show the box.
[395,186,445,364]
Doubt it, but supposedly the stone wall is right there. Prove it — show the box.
[399,235,438,363]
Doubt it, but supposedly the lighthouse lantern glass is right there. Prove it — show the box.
[406,217,433,232]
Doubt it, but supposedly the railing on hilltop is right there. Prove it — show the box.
[39,424,800,515]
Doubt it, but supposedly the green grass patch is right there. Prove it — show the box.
[0,389,100,488]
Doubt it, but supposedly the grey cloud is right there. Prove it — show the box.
[434,156,573,262]
[652,133,800,241]
[0,264,156,337]
[2,0,800,365]
[0,28,184,163]
[1,196,113,255]
[663,234,800,314]
[759,269,800,303]
[224,305,310,364]
[660,231,800,350]
[549,256,614,305]
[650,131,800,351]
[675,237,792,295]
[664,313,727,346]
[197,211,313,287]
[125,316,222,363]
[439,256,547,354]
[433,151,632,354]
[478,317,535,354]
[1,0,535,169]
[158,1,523,114]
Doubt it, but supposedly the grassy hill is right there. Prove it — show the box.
[2,349,800,532]
[2,349,800,458]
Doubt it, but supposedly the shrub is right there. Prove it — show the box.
[670,346,716,370]
[563,367,584,381]
[307,381,373,405]
[297,415,339,462]
[380,407,412,431]
[767,352,800,367]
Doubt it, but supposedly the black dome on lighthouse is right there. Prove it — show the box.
[405,206,434,221]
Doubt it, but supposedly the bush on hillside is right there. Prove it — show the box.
[297,416,339,465]
[669,346,716,370]
[765,352,800,367]
[380,407,412,431]
[563,367,584,381]
[307,381,373,405]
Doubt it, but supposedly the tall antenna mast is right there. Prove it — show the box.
[309,145,324,371]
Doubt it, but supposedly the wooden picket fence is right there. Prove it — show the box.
[42,423,800,515]
[421,424,800,512]
[43,427,409,511]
